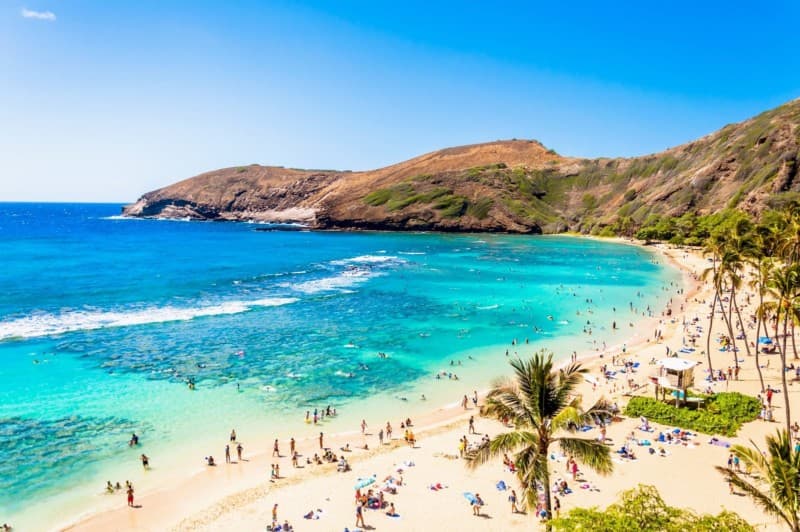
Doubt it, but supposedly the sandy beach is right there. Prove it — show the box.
[62,240,792,531]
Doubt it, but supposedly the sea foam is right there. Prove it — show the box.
[0,297,297,341]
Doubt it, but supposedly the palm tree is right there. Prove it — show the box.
[765,263,800,431]
[749,224,779,393]
[716,430,800,531]
[702,235,726,378]
[466,353,613,527]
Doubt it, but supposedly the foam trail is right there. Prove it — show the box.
[291,270,379,294]
[0,298,297,341]
[329,255,404,266]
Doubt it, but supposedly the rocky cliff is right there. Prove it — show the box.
[123,98,800,234]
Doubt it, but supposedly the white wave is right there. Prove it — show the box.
[0,297,297,341]
[398,251,426,255]
[477,304,499,310]
[101,215,196,222]
[291,270,379,294]
[329,254,404,266]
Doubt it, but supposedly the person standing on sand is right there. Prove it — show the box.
[378,428,384,445]
[273,439,280,457]
[319,432,324,449]
[355,500,366,528]
[361,419,367,434]
[225,445,231,463]
[462,395,469,409]
[509,489,518,513]
[237,443,243,461]
[230,429,236,442]
[290,437,296,455]
[468,416,476,434]
[386,422,393,440]
[140,454,149,470]
[272,503,278,523]
[127,486,134,507]
[472,493,484,516]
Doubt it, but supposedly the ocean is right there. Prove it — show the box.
[0,203,680,529]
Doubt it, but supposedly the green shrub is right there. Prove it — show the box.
[364,189,393,206]
[466,198,493,219]
[624,392,759,437]
[552,484,754,531]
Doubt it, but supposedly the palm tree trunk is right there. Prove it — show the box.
[543,470,553,529]
[754,289,767,392]
[718,288,739,370]
[706,291,718,377]
[792,321,798,361]
[780,310,792,432]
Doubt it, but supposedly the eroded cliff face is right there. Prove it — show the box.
[123,99,800,233]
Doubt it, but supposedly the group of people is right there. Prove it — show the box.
[104,480,135,508]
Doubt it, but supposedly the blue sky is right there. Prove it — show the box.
[2,1,799,202]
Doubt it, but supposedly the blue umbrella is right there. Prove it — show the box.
[354,475,376,490]
[759,337,773,345]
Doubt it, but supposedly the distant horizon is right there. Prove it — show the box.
[2,1,799,202]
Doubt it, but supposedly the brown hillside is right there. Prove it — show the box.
[123,98,800,234]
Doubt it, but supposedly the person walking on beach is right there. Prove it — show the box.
[140,454,149,470]
[472,390,478,407]
[468,415,476,434]
[355,500,366,528]
[361,419,367,434]
[273,439,280,457]
[378,428,384,445]
[319,432,324,449]
[386,422,393,440]
[225,445,231,463]
[462,395,469,410]
[230,429,237,442]
[509,489,518,513]
[237,443,243,461]
[290,437,296,455]
[127,486,134,507]
[472,493,484,516]
[272,503,278,523]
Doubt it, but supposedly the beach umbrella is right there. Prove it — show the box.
[354,476,376,490]
[758,336,773,345]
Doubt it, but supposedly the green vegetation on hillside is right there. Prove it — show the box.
[363,182,488,219]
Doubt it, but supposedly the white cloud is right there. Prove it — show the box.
[21,8,56,21]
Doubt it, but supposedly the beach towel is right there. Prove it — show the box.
[638,439,651,446]
[709,438,731,448]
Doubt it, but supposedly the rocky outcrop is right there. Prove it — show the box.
[123,98,800,233]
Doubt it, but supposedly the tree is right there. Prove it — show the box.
[764,263,800,431]
[552,484,753,531]
[717,430,800,531]
[466,352,612,527]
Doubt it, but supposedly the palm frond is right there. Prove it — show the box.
[556,436,613,475]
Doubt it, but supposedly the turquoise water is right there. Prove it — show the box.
[0,203,680,528]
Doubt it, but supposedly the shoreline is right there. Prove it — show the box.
[60,236,687,531]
